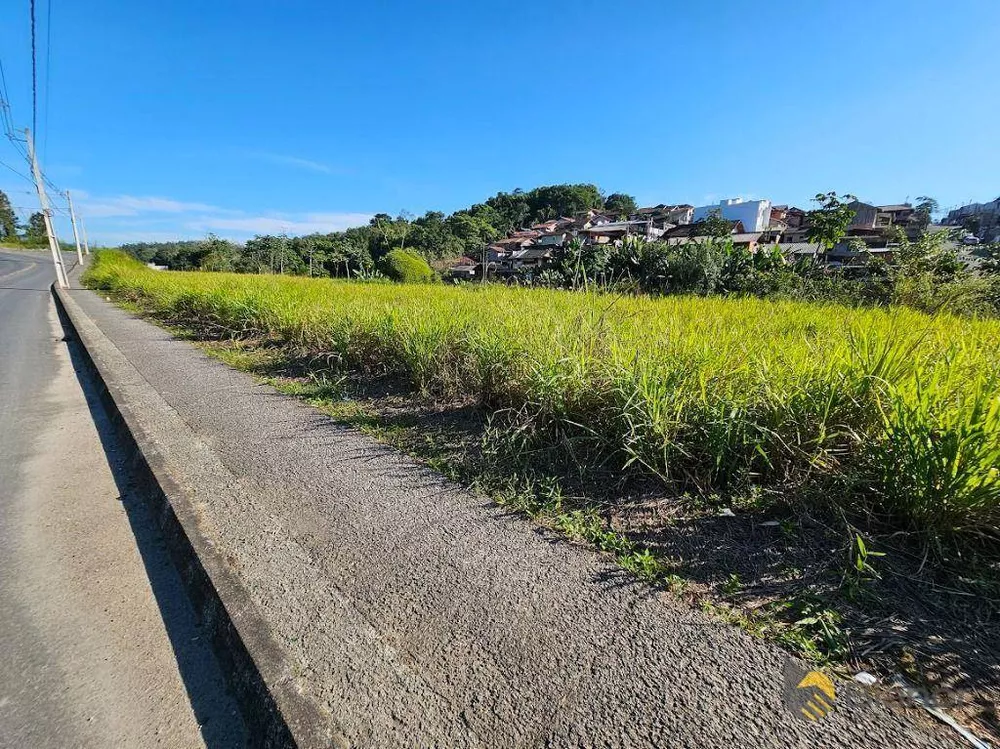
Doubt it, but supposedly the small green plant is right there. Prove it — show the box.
[842,532,885,599]
[721,572,742,597]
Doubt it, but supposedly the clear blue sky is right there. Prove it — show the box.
[1,0,998,244]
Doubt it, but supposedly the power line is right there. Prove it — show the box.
[0,58,15,139]
[0,157,35,183]
[42,0,51,159]
[30,0,38,137]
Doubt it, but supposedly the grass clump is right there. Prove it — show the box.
[84,250,1000,553]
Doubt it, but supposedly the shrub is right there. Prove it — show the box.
[379,249,435,283]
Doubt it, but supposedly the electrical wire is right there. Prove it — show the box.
[0,58,15,138]
[0,157,34,183]
[42,0,51,159]
[30,0,37,138]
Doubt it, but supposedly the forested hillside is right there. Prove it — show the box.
[120,183,616,274]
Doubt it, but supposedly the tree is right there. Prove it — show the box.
[0,190,17,239]
[199,234,239,272]
[524,184,603,222]
[447,209,499,258]
[408,211,465,259]
[697,208,734,239]
[913,196,938,230]
[484,189,530,233]
[26,211,47,238]
[806,192,857,259]
[603,193,638,220]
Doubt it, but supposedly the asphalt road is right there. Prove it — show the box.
[0,251,244,747]
[65,264,964,747]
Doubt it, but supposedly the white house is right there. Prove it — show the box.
[693,198,772,233]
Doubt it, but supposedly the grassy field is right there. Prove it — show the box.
[86,250,1000,549]
[85,250,1000,731]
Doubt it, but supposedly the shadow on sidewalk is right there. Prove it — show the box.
[55,298,248,749]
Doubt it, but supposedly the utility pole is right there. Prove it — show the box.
[66,190,84,264]
[81,219,90,255]
[25,127,68,288]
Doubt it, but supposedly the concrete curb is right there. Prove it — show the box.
[53,283,329,749]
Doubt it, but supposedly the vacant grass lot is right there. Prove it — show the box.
[87,250,1000,549]
[86,250,1000,736]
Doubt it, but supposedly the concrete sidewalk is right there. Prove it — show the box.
[61,281,954,748]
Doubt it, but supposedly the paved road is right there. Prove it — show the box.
[0,252,244,747]
[65,266,962,747]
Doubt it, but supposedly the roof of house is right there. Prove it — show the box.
[730,233,763,244]
[878,204,913,212]
[634,204,693,216]
[663,219,745,238]
[582,220,649,233]
[779,243,820,256]
[490,237,534,250]
[511,247,553,260]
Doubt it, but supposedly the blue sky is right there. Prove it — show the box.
[1,0,998,245]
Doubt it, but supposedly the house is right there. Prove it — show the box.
[536,232,570,248]
[771,205,807,229]
[529,217,575,233]
[944,198,1000,241]
[447,257,479,279]
[777,226,812,243]
[779,243,821,261]
[847,200,880,230]
[730,233,763,251]
[581,219,664,243]
[877,204,915,228]
[633,204,694,227]
[487,235,536,263]
[692,198,772,232]
[826,243,896,266]
[570,210,615,231]
[496,246,554,274]
[662,220,746,244]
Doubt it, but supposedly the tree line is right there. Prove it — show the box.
[0,189,52,248]
[100,182,1000,316]
[118,184,625,275]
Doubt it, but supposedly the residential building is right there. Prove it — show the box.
[662,220,746,244]
[487,235,537,263]
[633,204,694,227]
[771,205,807,228]
[446,257,479,279]
[944,198,1000,242]
[496,247,554,274]
[581,220,664,244]
[877,204,916,228]
[847,201,879,230]
[692,198,772,232]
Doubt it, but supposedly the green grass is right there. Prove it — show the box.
[85,250,1000,552]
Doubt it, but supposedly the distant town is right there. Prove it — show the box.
[452,196,998,281]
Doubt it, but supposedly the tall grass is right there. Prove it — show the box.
[86,251,1000,549]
